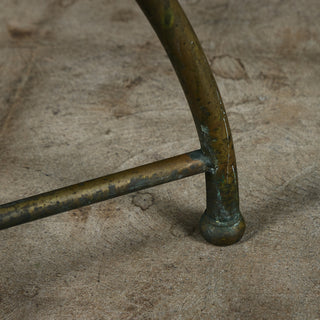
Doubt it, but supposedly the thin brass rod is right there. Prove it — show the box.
[0,150,208,230]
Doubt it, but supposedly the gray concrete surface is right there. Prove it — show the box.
[0,0,319,319]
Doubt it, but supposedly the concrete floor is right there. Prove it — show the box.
[0,0,319,319]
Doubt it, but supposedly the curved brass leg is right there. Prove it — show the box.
[137,0,245,245]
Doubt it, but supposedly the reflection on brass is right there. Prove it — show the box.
[0,0,245,246]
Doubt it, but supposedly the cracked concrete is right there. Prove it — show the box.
[0,0,319,319]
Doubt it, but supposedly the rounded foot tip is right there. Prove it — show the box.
[199,211,245,246]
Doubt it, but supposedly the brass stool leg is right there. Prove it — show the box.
[137,0,245,245]
[0,0,245,246]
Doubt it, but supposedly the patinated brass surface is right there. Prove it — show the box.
[136,0,245,245]
[0,0,245,245]
[0,151,208,230]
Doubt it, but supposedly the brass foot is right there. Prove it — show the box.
[200,211,245,246]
